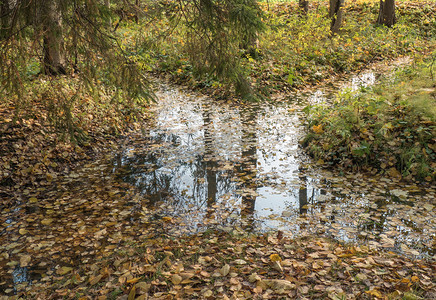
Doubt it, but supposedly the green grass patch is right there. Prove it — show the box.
[302,55,436,181]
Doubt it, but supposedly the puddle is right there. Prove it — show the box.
[111,80,435,258]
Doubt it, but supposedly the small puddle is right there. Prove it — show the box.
[111,75,435,258]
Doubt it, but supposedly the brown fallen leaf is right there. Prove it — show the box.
[56,266,73,275]
[220,264,230,276]
[262,279,295,291]
[20,255,31,267]
[89,274,103,285]
[171,274,182,285]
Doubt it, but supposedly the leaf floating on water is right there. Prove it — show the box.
[56,266,73,275]
[20,255,31,267]
[41,218,53,225]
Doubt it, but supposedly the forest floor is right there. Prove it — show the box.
[1,65,435,300]
[1,1,435,299]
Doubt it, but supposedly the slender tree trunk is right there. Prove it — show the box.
[41,0,66,75]
[0,0,10,39]
[104,0,111,29]
[377,0,395,27]
[135,0,139,24]
[299,0,308,15]
[329,0,344,35]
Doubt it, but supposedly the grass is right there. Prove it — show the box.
[302,55,436,181]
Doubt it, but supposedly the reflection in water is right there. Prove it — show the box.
[238,106,258,230]
[111,84,435,257]
[12,266,29,286]
[203,102,218,220]
[299,174,308,215]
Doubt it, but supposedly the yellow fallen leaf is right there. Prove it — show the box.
[128,286,136,300]
[365,288,383,298]
[162,216,173,223]
[41,218,53,225]
[126,277,140,284]
[312,124,323,134]
[19,228,28,235]
[269,254,282,262]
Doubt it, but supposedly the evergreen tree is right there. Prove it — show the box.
[179,0,264,100]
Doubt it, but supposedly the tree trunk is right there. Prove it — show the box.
[42,0,66,75]
[377,0,395,27]
[0,0,10,39]
[329,0,344,35]
[135,0,139,24]
[104,0,111,29]
[299,0,308,15]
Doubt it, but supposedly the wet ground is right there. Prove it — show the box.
[0,71,435,294]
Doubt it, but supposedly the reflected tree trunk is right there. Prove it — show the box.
[238,106,258,229]
[202,103,217,219]
[298,175,308,215]
[329,0,344,35]
[377,0,395,27]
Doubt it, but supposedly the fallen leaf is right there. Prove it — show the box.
[20,255,31,267]
[269,254,282,262]
[263,279,295,290]
[89,274,103,285]
[41,218,53,225]
[128,286,136,300]
[220,264,230,276]
[56,266,73,275]
[171,274,182,285]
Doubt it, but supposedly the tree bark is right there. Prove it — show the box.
[329,0,344,35]
[299,0,308,15]
[104,0,111,29]
[42,0,66,75]
[0,0,10,39]
[377,0,395,27]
